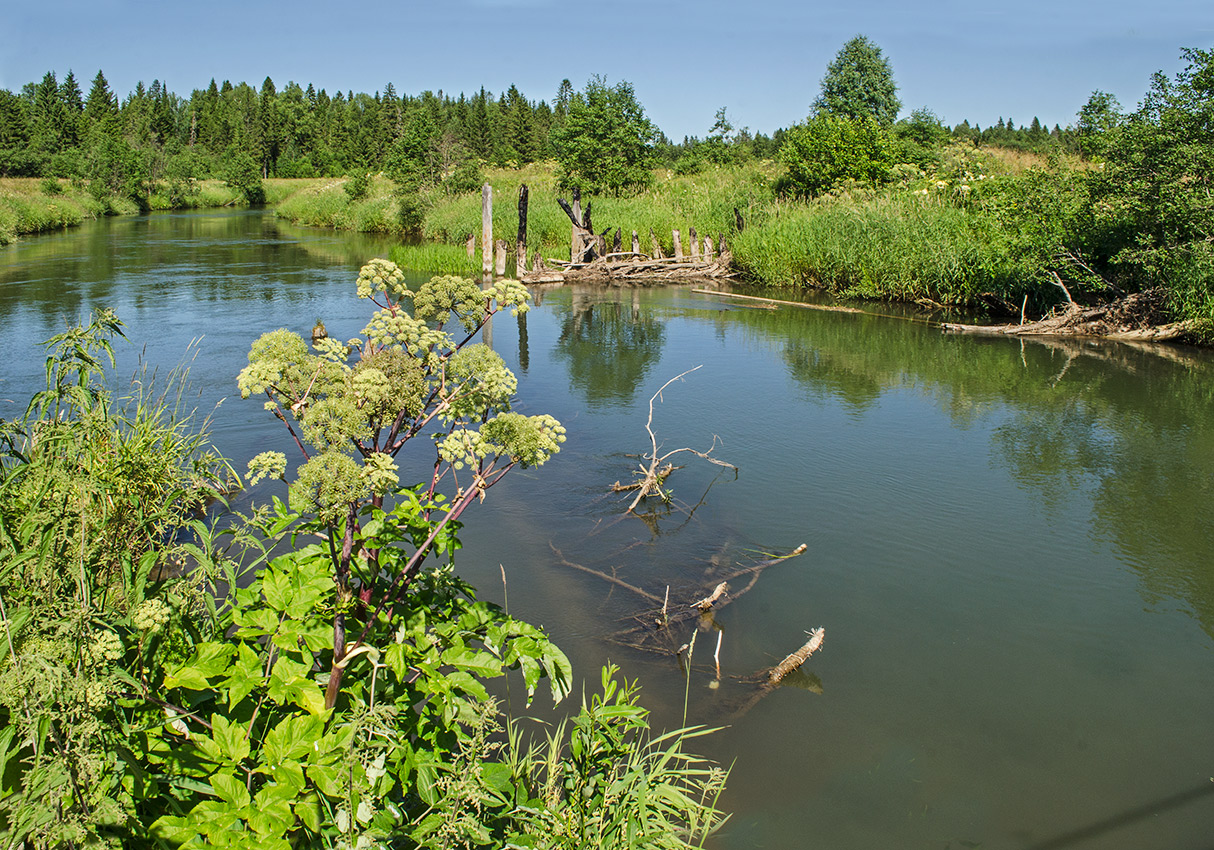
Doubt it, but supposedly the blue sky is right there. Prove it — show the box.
[2,0,1210,140]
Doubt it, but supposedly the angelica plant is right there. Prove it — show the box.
[238,260,565,707]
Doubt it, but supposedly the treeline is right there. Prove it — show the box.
[0,68,1073,189]
[0,71,595,195]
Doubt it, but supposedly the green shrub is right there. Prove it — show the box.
[779,114,897,198]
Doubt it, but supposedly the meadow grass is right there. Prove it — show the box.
[424,161,779,260]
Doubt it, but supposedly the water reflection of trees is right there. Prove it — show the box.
[704,301,1214,638]
[552,285,666,407]
[0,212,403,328]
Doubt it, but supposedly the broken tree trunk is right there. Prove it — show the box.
[557,194,597,263]
[465,233,475,259]
[689,227,700,261]
[651,229,665,259]
[516,184,528,274]
[673,230,683,260]
[632,231,640,254]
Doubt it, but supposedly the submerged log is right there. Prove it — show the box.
[768,628,825,685]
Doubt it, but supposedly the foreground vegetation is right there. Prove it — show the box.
[0,271,729,848]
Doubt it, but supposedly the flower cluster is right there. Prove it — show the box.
[132,599,172,634]
[90,630,125,663]
[356,258,408,301]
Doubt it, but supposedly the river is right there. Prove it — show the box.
[3,209,1213,849]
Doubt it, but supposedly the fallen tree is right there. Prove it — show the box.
[942,288,1200,343]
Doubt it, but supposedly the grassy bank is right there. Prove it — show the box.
[0,178,125,244]
[0,177,325,245]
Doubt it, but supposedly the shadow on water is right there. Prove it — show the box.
[1026,781,1214,850]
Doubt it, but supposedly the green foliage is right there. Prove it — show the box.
[894,108,950,169]
[413,664,729,849]
[0,312,236,848]
[551,77,658,195]
[222,148,266,205]
[779,114,897,197]
[344,170,371,202]
[1086,47,1214,327]
[1074,90,1123,159]
[389,243,479,276]
[813,35,902,128]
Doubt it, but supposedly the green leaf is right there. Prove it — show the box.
[210,772,251,808]
[210,714,251,764]
[441,646,503,678]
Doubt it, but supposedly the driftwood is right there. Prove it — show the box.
[767,628,824,685]
[941,288,1198,342]
[596,543,808,656]
[716,628,826,721]
[623,366,737,513]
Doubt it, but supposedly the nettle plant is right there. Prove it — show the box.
[153,261,572,847]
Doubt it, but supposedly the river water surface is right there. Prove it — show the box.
[3,210,1213,850]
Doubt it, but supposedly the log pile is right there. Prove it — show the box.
[518,186,736,283]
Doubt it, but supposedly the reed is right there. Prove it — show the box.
[731,191,1037,304]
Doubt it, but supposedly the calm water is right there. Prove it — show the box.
[3,210,1214,850]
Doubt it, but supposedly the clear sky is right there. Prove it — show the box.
[2,0,1210,140]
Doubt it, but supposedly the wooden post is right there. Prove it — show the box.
[612,228,622,254]
[481,183,493,276]
[632,231,640,254]
[570,188,582,262]
[495,239,507,276]
[465,233,475,259]
[689,226,700,260]
[650,229,664,259]
[673,229,683,260]
[734,207,745,232]
[704,236,714,262]
[596,229,607,257]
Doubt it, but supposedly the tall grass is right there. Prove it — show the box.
[388,243,479,276]
[424,162,778,261]
[274,176,403,232]
[731,191,1037,304]
[0,179,106,244]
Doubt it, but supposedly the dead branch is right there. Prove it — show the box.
[624,366,738,513]
[767,628,825,685]
[548,542,663,605]
[691,582,728,611]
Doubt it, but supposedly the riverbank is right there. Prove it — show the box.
[0,177,323,245]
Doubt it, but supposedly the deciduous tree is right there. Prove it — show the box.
[551,76,658,195]
[813,35,901,128]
